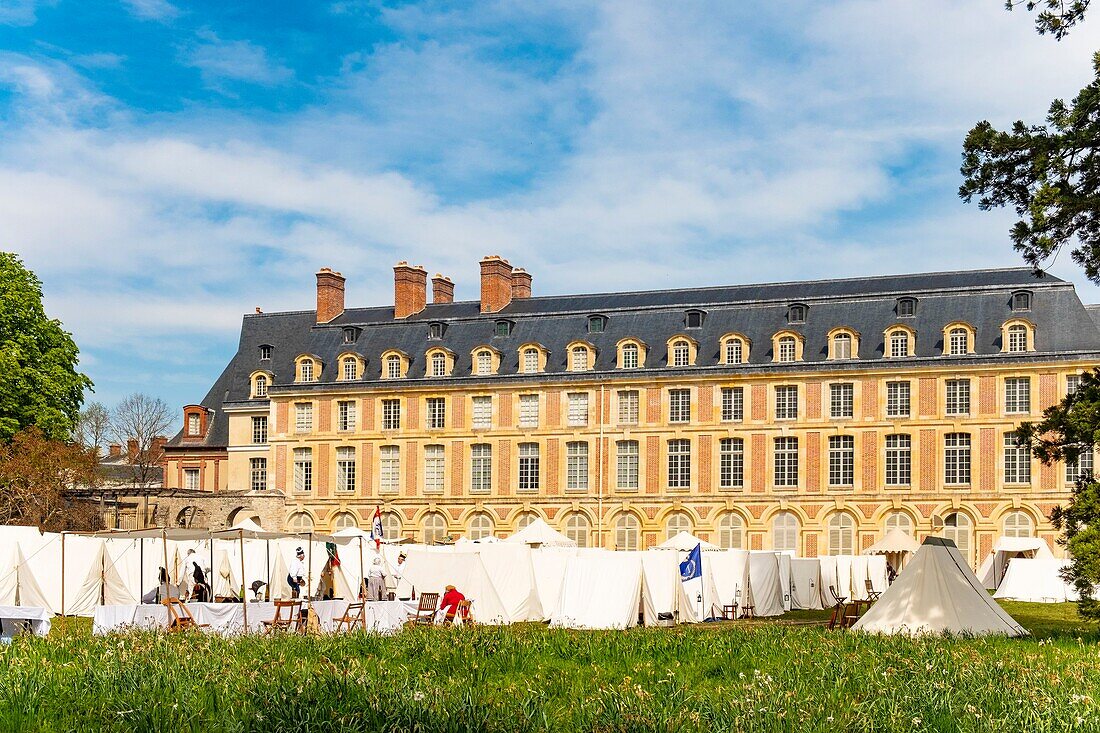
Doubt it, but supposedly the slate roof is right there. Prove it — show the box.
[167,267,1100,449]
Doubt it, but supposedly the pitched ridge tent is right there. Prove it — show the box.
[789,558,824,610]
[745,553,784,616]
[400,548,511,623]
[631,550,697,625]
[655,532,719,552]
[551,550,646,629]
[0,544,52,609]
[852,537,1026,637]
[504,518,577,548]
[994,558,1079,603]
[978,537,1054,590]
[68,540,137,615]
[706,549,749,618]
[529,546,575,620]
[472,543,543,621]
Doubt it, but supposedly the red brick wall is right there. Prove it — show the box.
[919,428,936,490]
[861,431,877,489]
[547,390,560,427]
[404,443,418,497]
[751,433,766,492]
[979,428,995,491]
[646,436,660,493]
[806,432,821,493]
[318,399,331,432]
[275,402,288,434]
[545,439,559,495]
[361,396,374,431]
[646,387,661,424]
[479,256,513,313]
[752,385,766,421]
[1039,373,1057,411]
[862,379,878,419]
[361,443,373,496]
[450,441,463,497]
[698,385,713,423]
[315,443,328,497]
[918,378,936,418]
[275,445,286,491]
[497,440,512,496]
[698,434,712,493]
[452,396,465,430]
[979,375,995,416]
[806,381,821,420]
[406,397,419,430]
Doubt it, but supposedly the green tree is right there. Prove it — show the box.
[959,52,1100,283]
[1017,369,1100,619]
[1006,1,1091,39]
[0,252,92,441]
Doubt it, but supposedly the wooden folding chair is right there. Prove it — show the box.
[408,592,439,626]
[448,599,473,626]
[334,601,365,633]
[162,598,210,632]
[865,579,882,602]
[262,600,304,634]
[826,585,848,630]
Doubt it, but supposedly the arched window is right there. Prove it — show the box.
[615,513,640,550]
[1011,291,1032,311]
[717,513,744,549]
[828,513,855,555]
[468,512,494,540]
[587,315,607,333]
[341,357,358,381]
[515,511,538,530]
[299,359,315,383]
[832,333,852,360]
[422,511,448,544]
[888,330,910,358]
[1002,510,1034,539]
[621,343,639,369]
[724,338,744,365]
[253,374,268,398]
[772,511,799,553]
[522,348,540,374]
[1007,324,1028,353]
[777,336,797,363]
[565,512,590,547]
[380,511,401,540]
[331,511,358,530]
[431,352,448,377]
[884,512,913,536]
[942,512,973,564]
[287,512,314,532]
[386,354,402,379]
[571,346,589,372]
[672,340,690,367]
[476,350,493,375]
[948,327,969,356]
[665,511,692,539]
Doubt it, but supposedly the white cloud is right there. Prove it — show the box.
[121,0,180,22]
[183,29,293,89]
[0,0,55,26]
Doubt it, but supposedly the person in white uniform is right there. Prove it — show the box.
[287,547,307,599]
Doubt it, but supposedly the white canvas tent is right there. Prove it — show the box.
[853,537,1026,637]
[864,529,920,572]
[635,550,697,625]
[529,546,574,620]
[400,548,512,623]
[0,544,52,609]
[68,540,138,615]
[705,549,749,617]
[789,558,823,610]
[978,537,1054,589]
[655,532,718,552]
[551,551,646,629]
[504,518,577,548]
[473,543,543,621]
[745,553,784,616]
[994,558,1078,603]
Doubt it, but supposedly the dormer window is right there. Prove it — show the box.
[778,336,797,362]
[475,350,493,375]
[339,355,361,381]
[832,333,852,359]
[897,298,916,318]
[588,315,607,334]
[721,334,749,365]
[187,413,200,436]
[386,354,403,379]
[494,320,513,338]
[252,373,269,398]
[672,340,690,367]
[622,343,639,368]
[686,310,705,329]
[259,345,272,360]
[342,327,359,344]
[787,304,807,324]
[521,347,541,374]
[431,352,447,377]
[1011,291,1032,312]
[570,345,591,372]
[299,359,316,383]
[428,322,444,340]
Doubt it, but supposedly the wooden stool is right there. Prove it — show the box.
[739,605,755,619]
[721,604,737,620]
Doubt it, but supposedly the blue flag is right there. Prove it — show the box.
[679,543,702,581]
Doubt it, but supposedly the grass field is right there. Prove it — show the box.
[1,603,1098,733]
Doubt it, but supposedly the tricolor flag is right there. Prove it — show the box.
[371,506,384,549]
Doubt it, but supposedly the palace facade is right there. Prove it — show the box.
[164,256,1100,566]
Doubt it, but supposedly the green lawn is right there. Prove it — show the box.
[2,602,1098,733]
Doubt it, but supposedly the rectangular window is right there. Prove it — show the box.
[342,359,357,381]
[1066,445,1093,484]
[337,400,356,432]
[260,345,272,360]
[719,437,744,489]
[721,387,744,422]
[293,448,312,492]
[294,403,313,433]
[249,458,267,491]
[567,392,589,426]
[1005,377,1031,415]
[336,446,356,492]
[386,357,402,379]
[622,345,639,369]
[424,444,445,493]
[616,440,639,490]
[828,435,854,486]
[667,439,691,488]
[1004,432,1031,484]
[251,416,268,444]
[945,379,970,416]
[519,395,539,428]
[775,385,798,420]
[379,445,399,494]
[774,437,799,487]
[830,383,854,419]
[518,443,540,492]
[300,361,314,382]
[1068,374,1082,396]
[184,468,200,490]
[669,389,691,423]
[382,399,401,430]
[523,349,539,374]
[618,390,639,425]
[566,441,589,491]
[426,397,446,429]
[471,444,492,494]
[886,381,910,418]
[476,351,492,375]
[944,432,971,485]
[472,396,492,430]
[885,434,911,486]
[187,413,200,435]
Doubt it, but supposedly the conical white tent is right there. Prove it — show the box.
[504,518,577,548]
[655,531,719,552]
[853,537,1026,637]
[0,544,52,609]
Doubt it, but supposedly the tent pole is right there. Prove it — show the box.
[209,537,214,600]
[139,538,144,605]
[265,539,271,599]
[359,537,364,599]
[161,529,169,602]
[240,531,248,631]
[60,532,66,617]
[307,531,314,617]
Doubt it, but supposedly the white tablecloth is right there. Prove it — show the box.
[0,605,51,638]
[92,600,413,636]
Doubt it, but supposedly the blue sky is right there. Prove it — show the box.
[1,1,1099,429]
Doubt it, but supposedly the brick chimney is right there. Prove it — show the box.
[108,444,121,459]
[394,262,428,318]
[126,439,139,462]
[315,268,346,323]
[480,255,514,313]
[151,436,167,456]
[511,268,532,299]
[431,274,454,304]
